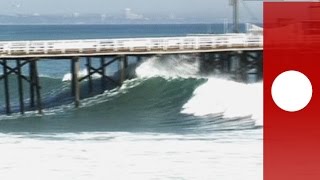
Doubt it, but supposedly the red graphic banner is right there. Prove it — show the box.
[264,2,320,179]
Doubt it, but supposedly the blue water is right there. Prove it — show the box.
[0,24,242,41]
[0,24,262,180]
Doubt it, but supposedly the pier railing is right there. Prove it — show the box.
[0,33,263,115]
[0,34,262,57]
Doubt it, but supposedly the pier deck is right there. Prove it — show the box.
[0,33,263,115]
[0,33,262,58]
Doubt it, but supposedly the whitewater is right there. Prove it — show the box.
[136,55,263,127]
[0,54,262,180]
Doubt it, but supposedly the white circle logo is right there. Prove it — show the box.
[271,70,313,112]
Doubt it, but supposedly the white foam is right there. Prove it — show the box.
[135,56,263,126]
[181,78,263,126]
[80,78,145,108]
[0,132,262,180]
[135,55,200,79]
[62,69,101,82]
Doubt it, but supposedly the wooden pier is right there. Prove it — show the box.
[0,33,263,115]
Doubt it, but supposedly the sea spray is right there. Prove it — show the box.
[0,55,262,129]
[62,69,101,82]
[136,55,263,126]
[136,55,200,79]
[181,78,263,126]
[0,25,262,180]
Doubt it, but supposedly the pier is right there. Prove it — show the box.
[0,32,263,115]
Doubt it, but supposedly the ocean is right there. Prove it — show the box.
[0,24,262,179]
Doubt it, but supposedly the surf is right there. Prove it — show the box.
[0,54,262,132]
[135,55,263,127]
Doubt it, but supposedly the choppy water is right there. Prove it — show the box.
[0,24,262,180]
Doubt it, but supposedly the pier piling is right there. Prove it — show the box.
[0,34,262,115]
[16,60,25,114]
[29,61,35,108]
[71,57,80,108]
[100,57,106,89]
[120,55,128,84]
[86,57,93,94]
[2,60,11,114]
[32,60,43,114]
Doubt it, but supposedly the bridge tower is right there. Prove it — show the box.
[230,0,239,33]
[230,0,262,33]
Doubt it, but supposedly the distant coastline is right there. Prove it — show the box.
[0,14,261,25]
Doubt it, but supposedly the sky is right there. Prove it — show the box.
[0,0,263,22]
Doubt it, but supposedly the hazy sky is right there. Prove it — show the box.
[1,0,263,21]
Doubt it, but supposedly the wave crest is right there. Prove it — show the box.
[181,78,263,126]
[136,55,200,79]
